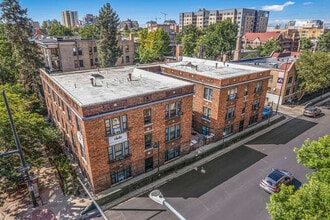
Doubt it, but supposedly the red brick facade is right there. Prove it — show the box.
[40,69,193,193]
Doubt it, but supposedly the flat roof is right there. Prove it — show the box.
[48,67,193,107]
[163,57,270,79]
[233,56,298,69]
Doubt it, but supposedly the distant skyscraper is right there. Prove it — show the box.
[61,10,79,27]
[82,14,97,26]
[179,8,269,36]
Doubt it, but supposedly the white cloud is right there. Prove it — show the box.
[261,1,295,11]
[303,2,313,5]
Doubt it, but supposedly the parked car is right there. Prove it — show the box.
[303,106,322,118]
[262,106,273,119]
[259,168,294,194]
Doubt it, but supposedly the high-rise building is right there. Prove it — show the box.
[179,8,270,36]
[82,14,97,26]
[61,10,79,27]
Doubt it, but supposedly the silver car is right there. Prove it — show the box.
[303,106,322,117]
[259,169,294,193]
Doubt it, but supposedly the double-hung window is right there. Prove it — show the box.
[225,107,236,120]
[165,124,181,142]
[165,147,181,161]
[110,166,131,184]
[166,102,181,119]
[227,88,238,101]
[204,88,213,101]
[223,125,234,136]
[144,109,152,125]
[203,107,211,120]
[255,81,263,93]
[105,115,128,136]
[108,141,130,161]
[145,134,152,149]
[252,99,260,110]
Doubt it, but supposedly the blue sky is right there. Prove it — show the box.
[17,0,330,27]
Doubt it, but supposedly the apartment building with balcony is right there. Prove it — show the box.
[179,8,269,36]
[142,57,271,143]
[61,10,79,27]
[36,35,135,73]
[39,67,194,193]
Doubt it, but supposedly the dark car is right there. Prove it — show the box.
[303,106,322,118]
[262,106,273,119]
[259,169,294,193]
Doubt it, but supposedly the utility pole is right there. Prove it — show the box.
[0,90,38,207]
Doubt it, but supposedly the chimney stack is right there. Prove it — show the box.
[128,73,132,81]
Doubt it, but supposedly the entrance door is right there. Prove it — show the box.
[145,157,153,172]
[239,120,244,132]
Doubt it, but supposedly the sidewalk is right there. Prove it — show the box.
[0,159,91,220]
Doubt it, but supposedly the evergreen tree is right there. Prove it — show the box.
[0,0,43,95]
[96,3,121,67]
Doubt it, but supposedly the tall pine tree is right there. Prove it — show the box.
[96,3,121,67]
[0,0,43,95]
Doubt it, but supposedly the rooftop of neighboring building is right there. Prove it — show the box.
[243,32,281,42]
[44,66,193,107]
[162,57,270,79]
[232,52,300,70]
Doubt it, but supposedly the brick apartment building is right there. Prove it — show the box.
[141,57,271,143]
[40,67,194,193]
[36,35,135,73]
[233,52,302,108]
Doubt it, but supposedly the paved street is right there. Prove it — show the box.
[103,98,330,220]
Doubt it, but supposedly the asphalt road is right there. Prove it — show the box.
[104,101,330,220]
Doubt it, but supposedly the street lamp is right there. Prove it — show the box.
[149,190,186,220]
[153,141,160,173]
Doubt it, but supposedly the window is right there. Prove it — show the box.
[90,59,94,66]
[108,141,130,161]
[165,147,180,161]
[52,91,56,102]
[244,84,249,96]
[252,99,260,110]
[76,115,81,131]
[111,166,131,184]
[202,125,209,135]
[71,131,76,146]
[285,88,290,96]
[145,134,152,149]
[249,114,258,125]
[242,102,246,114]
[80,143,86,160]
[73,47,77,56]
[105,115,128,136]
[202,107,211,120]
[125,45,129,52]
[223,125,234,136]
[89,47,92,54]
[67,106,72,122]
[288,77,293,84]
[78,47,82,55]
[255,81,263,93]
[225,107,236,120]
[93,47,97,53]
[74,60,79,68]
[144,109,152,125]
[79,60,84,67]
[165,124,181,142]
[204,88,213,101]
[125,56,130,63]
[227,88,238,100]
[166,102,181,119]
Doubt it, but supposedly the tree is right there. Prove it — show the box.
[266,135,330,220]
[41,20,48,29]
[296,51,330,96]
[198,19,238,60]
[0,0,44,95]
[175,25,203,57]
[0,23,18,84]
[299,37,313,51]
[317,32,330,52]
[96,3,121,67]
[48,20,73,36]
[260,39,282,57]
[135,28,170,63]
[78,24,98,39]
